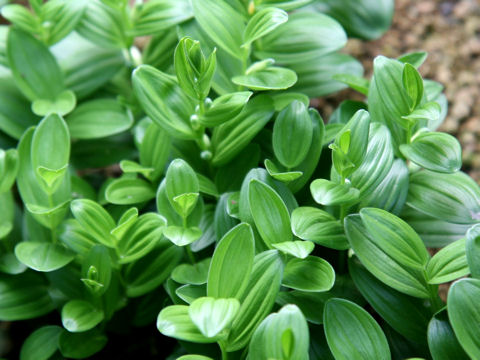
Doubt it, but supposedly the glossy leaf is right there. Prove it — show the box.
[428,309,469,360]
[166,159,200,218]
[20,325,62,360]
[58,329,107,359]
[272,240,314,259]
[283,256,335,292]
[232,66,297,91]
[61,300,104,333]
[243,7,287,45]
[466,224,480,278]
[310,179,360,206]
[172,258,211,285]
[15,242,74,272]
[198,91,252,127]
[324,298,391,360]
[189,297,240,338]
[105,178,156,205]
[426,238,469,284]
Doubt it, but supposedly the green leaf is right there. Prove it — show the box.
[400,131,461,173]
[20,325,62,360]
[447,278,480,359]
[426,238,469,284]
[76,0,126,48]
[255,12,346,64]
[249,304,309,360]
[66,99,133,139]
[207,223,254,299]
[249,179,292,248]
[31,89,76,117]
[130,0,193,37]
[124,241,183,297]
[407,170,480,224]
[31,113,70,192]
[345,212,430,298]
[198,91,252,127]
[116,213,166,264]
[232,66,297,91]
[243,7,288,46]
[166,159,200,218]
[40,0,86,45]
[310,179,360,206]
[189,297,240,338]
[132,65,196,139]
[70,199,116,247]
[7,28,64,101]
[105,178,156,205]
[119,160,154,179]
[157,305,215,343]
[272,100,312,168]
[15,242,74,272]
[466,224,480,278]
[81,245,111,296]
[291,207,349,250]
[212,95,275,166]
[349,257,430,342]
[1,5,39,34]
[428,309,469,360]
[139,121,171,181]
[0,194,15,238]
[402,63,424,110]
[177,355,213,360]
[176,284,206,304]
[226,250,284,351]
[191,0,246,59]
[0,272,54,320]
[332,74,369,95]
[164,226,203,247]
[401,101,441,126]
[324,298,391,360]
[172,258,211,285]
[58,329,107,359]
[272,240,314,259]
[398,51,428,68]
[264,159,303,183]
[283,256,335,292]
[61,299,104,333]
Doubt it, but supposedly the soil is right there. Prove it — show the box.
[319,0,480,181]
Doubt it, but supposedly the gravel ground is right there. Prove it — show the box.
[320,0,480,181]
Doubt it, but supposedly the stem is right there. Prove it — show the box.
[406,123,412,145]
[185,246,195,264]
[428,285,444,313]
[219,341,228,360]
[339,204,348,222]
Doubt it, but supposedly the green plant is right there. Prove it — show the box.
[1,0,479,359]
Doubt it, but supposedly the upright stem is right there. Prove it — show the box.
[185,246,195,264]
[219,341,228,360]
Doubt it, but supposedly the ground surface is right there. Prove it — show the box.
[321,0,480,180]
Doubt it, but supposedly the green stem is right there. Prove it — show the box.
[428,285,444,312]
[339,204,348,222]
[219,341,228,360]
[185,246,195,264]
[406,123,412,145]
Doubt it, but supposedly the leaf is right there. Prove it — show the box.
[58,329,107,359]
[0,272,54,320]
[402,63,424,110]
[172,258,211,285]
[1,5,39,34]
[407,170,480,224]
[15,242,75,272]
[130,0,193,37]
[249,304,309,360]
[243,7,288,45]
[345,213,430,298]
[61,300,104,333]
[177,356,213,360]
[466,224,480,278]
[207,223,254,299]
[291,207,349,250]
[349,257,431,342]
[31,113,70,192]
[164,226,202,247]
[132,65,196,139]
[398,51,428,68]
[283,256,335,292]
[249,179,292,248]
[226,250,284,351]
[0,191,14,239]
[139,121,171,181]
[157,305,215,343]
[310,179,360,206]
[7,28,64,101]
[70,199,116,248]
[166,159,200,218]
[31,89,76,117]
[272,240,314,259]
[447,278,480,359]
[189,297,240,338]
[264,159,303,182]
[272,100,313,168]
[426,238,469,284]
[105,178,156,205]
[255,12,346,64]
[40,0,86,45]
[20,325,62,360]
[81,245,111,296]
[427,309,469,360]
[116,213,166,264]
[231,66,297,91]
[66,99,133,139]
[400,131,462,173]
[191,0,246,59]
[324,298,391,360]
[332,74,369,95]
[198,91,252,127]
